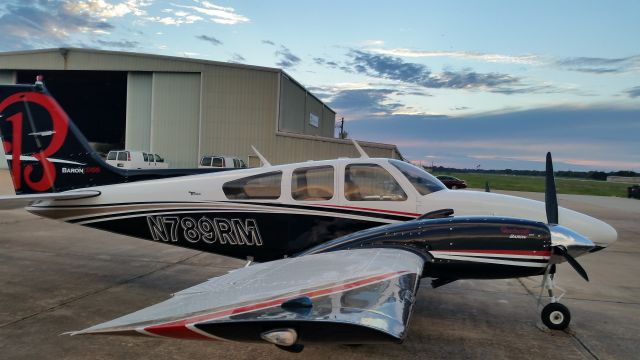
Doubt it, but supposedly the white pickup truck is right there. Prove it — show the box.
[199,155,247,169]
[106,150,169,169]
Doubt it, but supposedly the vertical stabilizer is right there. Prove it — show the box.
[0,79,127,194]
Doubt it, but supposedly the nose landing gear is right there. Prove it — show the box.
[539,267,571,330]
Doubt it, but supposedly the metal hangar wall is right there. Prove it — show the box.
[0,48,402,169]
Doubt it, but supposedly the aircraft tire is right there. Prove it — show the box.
[541,302,571,330]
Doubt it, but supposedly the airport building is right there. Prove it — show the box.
[0,48,401,169]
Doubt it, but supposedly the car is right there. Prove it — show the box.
[199,155,247,169]
[106,150,169,169]
[436,175,468,189]
[629,185,640,199]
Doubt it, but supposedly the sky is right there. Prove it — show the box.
[0,0,638,171]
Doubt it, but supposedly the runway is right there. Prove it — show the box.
[1,173,638,359]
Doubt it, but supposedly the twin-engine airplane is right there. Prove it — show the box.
[0,79,617,352]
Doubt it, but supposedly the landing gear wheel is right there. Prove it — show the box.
[541,303,571,330]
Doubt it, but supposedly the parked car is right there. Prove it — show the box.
[199,155,247,169]
[436,175,468,190]
[106,150,169,169]
[629,185,640,199]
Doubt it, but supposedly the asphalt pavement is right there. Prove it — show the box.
[1,171,638,359]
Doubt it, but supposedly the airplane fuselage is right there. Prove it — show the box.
[26,158,614,279]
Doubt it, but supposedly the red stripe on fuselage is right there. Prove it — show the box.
[143,270,407,340]
[318,204,420,217]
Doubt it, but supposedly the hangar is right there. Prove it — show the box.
[0,48,401,169]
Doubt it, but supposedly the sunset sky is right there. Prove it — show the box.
[1,1,638,170]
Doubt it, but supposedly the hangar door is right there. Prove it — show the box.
[126,72,201,168]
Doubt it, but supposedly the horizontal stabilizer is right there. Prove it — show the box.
[69,248,424,344]
[0,190,100,210]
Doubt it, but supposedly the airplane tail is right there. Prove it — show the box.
[0,78,131,194]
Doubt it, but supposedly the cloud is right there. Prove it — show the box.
[146,7,203,25]
[65,0,150,18]
[275,46,301,68]
[196,34,222,46]
[329,89,404,116]
[173,0,249,25]
[367,48,541,65]
[345,105,640,171]
[556,55,640,74]
[0,0,117,50]
[262,39,275,46]
[362,40,385,46]
[347,50,520,90]
[229,53,245,63]
[309,82,439,119]
[95,39,139,49]
[624,85,640,98]
[344,50,590,95]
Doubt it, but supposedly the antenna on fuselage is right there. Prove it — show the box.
[351,139,369,159]
[251,145,271,167]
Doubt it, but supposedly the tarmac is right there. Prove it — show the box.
[0,170,639,359]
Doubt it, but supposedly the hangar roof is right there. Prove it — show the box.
[0,47,334,114]
[0,47,280,72]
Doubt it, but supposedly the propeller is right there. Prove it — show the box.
[544,152,589,282]
[545,152,558,224]
[554,246,589,281]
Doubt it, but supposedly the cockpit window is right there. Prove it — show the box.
[345,164,407,201]
[223,171,282,200]
[389,159,446,195]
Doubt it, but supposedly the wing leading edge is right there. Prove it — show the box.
[0,190,100,210]
[70,248,424,345]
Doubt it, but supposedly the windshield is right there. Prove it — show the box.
[389,159,446,195]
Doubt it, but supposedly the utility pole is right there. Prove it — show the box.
[336,117,346,139]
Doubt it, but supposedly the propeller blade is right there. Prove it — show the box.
[555,247,589,282]
[545,152,559,224]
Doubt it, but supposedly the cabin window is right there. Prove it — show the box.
[389,159,446,195]
[223,171,282,200]
[344,164,407,201]
[117,152,127,161]
[292,166,334,201]
[211,157,224,168]
[107,152,117,160]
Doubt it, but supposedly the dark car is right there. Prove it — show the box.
[436,175,468,190]
[629,185,640,199]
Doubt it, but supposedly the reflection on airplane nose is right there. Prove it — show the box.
[422,190,618,251]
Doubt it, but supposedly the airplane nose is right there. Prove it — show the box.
[423,190,618,250]
[585,219,617,252]
[556,207,617,250]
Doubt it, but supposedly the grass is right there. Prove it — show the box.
[432,172,632,197]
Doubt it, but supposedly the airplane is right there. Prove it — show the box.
[0,78,617,352]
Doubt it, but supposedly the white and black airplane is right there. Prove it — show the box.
[0,79,617,352]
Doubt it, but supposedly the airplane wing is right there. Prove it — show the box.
[0,190,100,210]
[69,248,424,347]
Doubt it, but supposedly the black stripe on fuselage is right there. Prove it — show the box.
[36,201,415,223]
